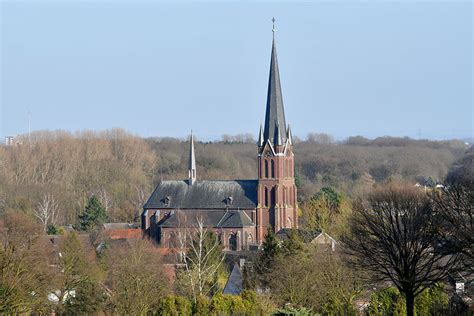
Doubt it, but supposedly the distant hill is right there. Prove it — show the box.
[0,130,469,225]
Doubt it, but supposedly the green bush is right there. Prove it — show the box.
[210,293,232,314]
[193,295,210,315]
[368,285,449,316]
[156,296,178,315]
[46,223,59,235]
[229,295,246,314]
[368,288,406,316]
[175,295,192,315]
[241,289,258,312]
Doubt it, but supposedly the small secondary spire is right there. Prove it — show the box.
[188,131,196,185]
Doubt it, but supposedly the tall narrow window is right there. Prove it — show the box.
[264,160,269,178]
[264,187,269,207]
[287,159,291,178]
[271,187,276,207]
[271,160,275,178]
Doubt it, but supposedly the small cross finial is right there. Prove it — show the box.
[272,17,276,33]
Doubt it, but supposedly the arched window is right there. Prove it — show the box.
[228,233,238,251]
[264,160,269,178]
[264,187,269,207]
[287,217,292,228]
[270,187,276,207]
[247,233,253,244]
[271,160,275,178]
[287,159,291,178]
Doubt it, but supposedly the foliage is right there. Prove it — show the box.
[301,187,352,237]
[315,187,342,210]
[77,195,108,231]
[47,223,59,235]
[192,295,210,315]
[156,295,192,315]
[273,306,313,315]
[280,229,304,256]
[368,287,406,316]
[107,239,169,315]
[0,212,50,313]
[268,246,362,314]
[54,232,106,314]
[258,226,280,271]
[368,285,448,316]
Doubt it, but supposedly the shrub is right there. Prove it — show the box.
[209,293,232,314]
[156,296,178,315]
[175,295,192,315]
[193,295,210,315]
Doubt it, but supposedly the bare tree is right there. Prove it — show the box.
[33,194,59,232]
[175,212,225,302]
[96,189,112,215]
[343,185,457,316]
[431,185,473,269]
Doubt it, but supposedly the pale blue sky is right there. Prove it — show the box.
[1,1,472,141]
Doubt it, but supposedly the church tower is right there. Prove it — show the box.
[256,20,298,243]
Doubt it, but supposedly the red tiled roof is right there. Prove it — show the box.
[103,228,142,240]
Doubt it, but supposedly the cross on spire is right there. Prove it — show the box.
[272,17,275,33]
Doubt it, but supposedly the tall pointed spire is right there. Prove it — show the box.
[263,17,287,145]
[188,131,196,185]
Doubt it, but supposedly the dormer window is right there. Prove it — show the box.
[225,196,233,206]
[162,196,171,207]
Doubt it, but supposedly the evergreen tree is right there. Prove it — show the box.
[255,226,281,286]
[261,226,280,263]
[78,195,108,231]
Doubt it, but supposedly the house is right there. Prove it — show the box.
[142,25,298,251]
[276,228,338,251]
[223,263,244,295]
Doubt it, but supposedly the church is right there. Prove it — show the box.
[142,26,298,251]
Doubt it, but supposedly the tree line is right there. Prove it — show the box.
[0,129,467,228]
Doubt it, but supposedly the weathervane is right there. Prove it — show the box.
[272,17,276,33]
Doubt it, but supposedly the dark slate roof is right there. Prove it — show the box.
[276,228,323,243]
[144,180,258,210]
[223,263,243,295]
[159,210,254,228]
[263,36,287,145]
